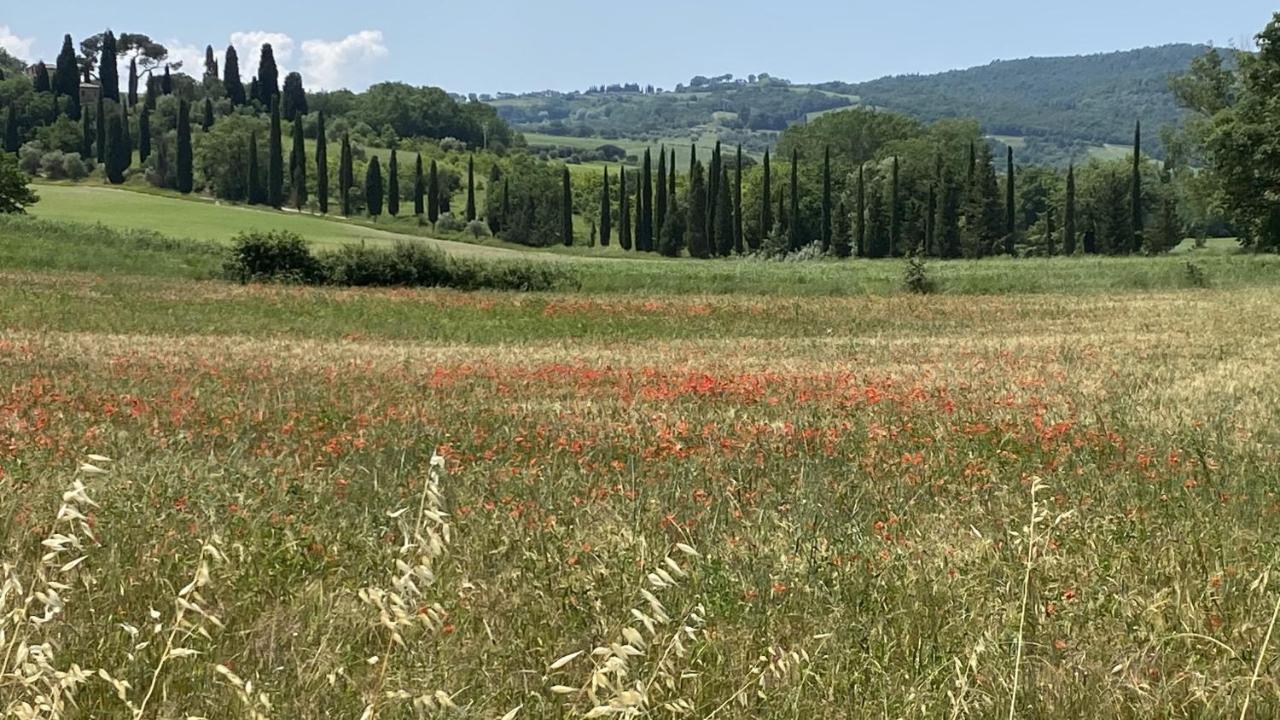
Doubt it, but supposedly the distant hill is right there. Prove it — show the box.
[488,45,1212,167]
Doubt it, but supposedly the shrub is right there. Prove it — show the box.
[466,220,490,239]
[61,153,89,180]
[40,151,69,179]
[446,257,578,292]
[222,230,322,283]
[1183,261,1210,288]
[18,142,44,175]
[322,242,452,287]
[435,213,465,233]
[903,255,937,294]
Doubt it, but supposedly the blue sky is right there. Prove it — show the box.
[2,1,1275,93]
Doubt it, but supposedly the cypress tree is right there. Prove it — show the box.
[427,159,439,223]
[1063,164,1077,255]
[224,46,246,106]
[778,187,787,235]
[890,156,903,256]
[967,141,976,189]
[1131,119,1143,253]
[715,163,733,256]
[501,178,510,234]
[789,148,800,250]
[562,166,574,246]
[339,134,353,216]
[204,46,218,85]
[658,194,683,257]
[248,132,263,204]
[79,109,92,158]
[365,157,383,218]
[655,148,667,238]
[291,114,308,210]
[619,166,631,251]
[821,146,832,253]
[95,95,107,164]
[706,143,720,249]
[866,182,891,259]
[633,177,642,251]
[120,104,132,172]
[105,112,125,184]
[760,149,772,244]
[939,168,962,259]
[100,31,120,102]
[3,109,18,154]
[439,166,451,215]
[641,149,653,251]
[833,199,852,258]
[668,149,676,212]
[200,98,214,132]
[248,78,259,106]
[176,99,193,193]
[257,44,280,105]
[387,149,399,217]
[734,144,744,254]
[1005,146,1017,254]
[600,167,611,247]
[33,62,51,93]
[316,113,328,214]
[465,155,476,221]
[54,35,81,119]
[145,76,159,110]
[127,59,138,108]
[282,72,307,121]
[413,154,424,216]
[686,161,709,259]
[1045,206,1057,256]
[856,164,866,257]
[161,66,172,95]
[925,182,937,256]
[267,97,283,208]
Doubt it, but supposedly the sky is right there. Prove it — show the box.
[1,1,1275,94]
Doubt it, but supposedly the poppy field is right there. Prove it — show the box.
[3,272,1280,718]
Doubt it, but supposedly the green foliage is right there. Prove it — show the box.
[222,230,322,282]
[282,72,307,122]
[176,99,193,193]
[561,166,573,246]
[257,43,280,105]
[366,157,384,217]
[903,255,937,293]
[223,46,246,106]
[354,83,513,149]
[0,153,38,214]
[316,112,329,213]
[291,115,308,210]
[686,161,709,258]
[196,114,267,200]
[268,97,283,207]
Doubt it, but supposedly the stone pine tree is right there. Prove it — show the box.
[339,133,353,216]
[789,149,800,250]
[641,149,653,251]
[600,167,611,247]
[426,159,439,223]
[856,164,866,257]
[715,163,734,256]
[465,155,476,221]
[413,154,424,217]
[889,156,901,256]
[248,132,263,204]
[821,146,832,253]
[734,144,744,254]
[1131,120,1143,253]
[1005,146,1017,254]
[760,149,772,246]
[176,99,193,193]
[365,157,383,218]
[561,166,574,246]
[224,46,246,106]
[619,166,631,251]
[267,97,283,208]
[387,149,399,217]
[257,44,280,105]
[655,148,667,238]
[54,35,81,119]
[100,31,120,102]
[686,161,709,259]
[1063,164,1077,255]
[95,95,106,164]
[290,114,307,210]
[315,112,328,214]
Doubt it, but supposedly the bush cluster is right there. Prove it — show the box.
[222,230,575,292]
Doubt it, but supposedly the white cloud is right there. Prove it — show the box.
[161,41,207,77]
[229,31,296,77]
[0,25,36,61]
[300,31,388,91]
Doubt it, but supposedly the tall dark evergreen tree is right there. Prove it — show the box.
[95,95,106,164]
[465,155,476,221]
[413,154,424,217]
[856,164,866,257]
[127,59,138,107]
[282,72,307,121]
[316,113,328,214]
[161,66,172,95]
[965,142,1003,258]
[79,109,92,158]
[501,178,510,234]
[734,144,744,254]
[386,149,399,217]
[925,182,937,256]
[619,166,632,251]
[866,182,890,258]
[789,149,800,250]
[967,141,976,189]
[889,156,901,256]
[655,148,667,239]
[760,149,772,245]
[939,168,962,259]
[176,99,193,193]
[33,62,51,93]
[668,149,676,214]
[633,178,642,250]
[119,105,132,172]
[641,149,653,251]
[99,31,120,102]
[706,143,720,250]
[339,133,353,216]
[1045,206,1057,256]
[1063,164,1077,255]
[224,46,246,106]
[137,106,151,163]
[267,97,283,208]
[202,98,214,131]
[365,157,383,218]
[3,110,18,154]
[104,112,125,184]
[427,159,440,223]
[248,132,263,204]
[1131,119,1143,253]
[144,76,159,110]
[600,167,611,247]
[686,161,709,259]
[821,146,832,253]
[1005,146,1017,254]
[204,46,218,85]
[562,166,574,246]
[256,44,280,105]
[715,163,734,256]
[833,199,852,258]
[54,35,81,119]
[291,114,307,210]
